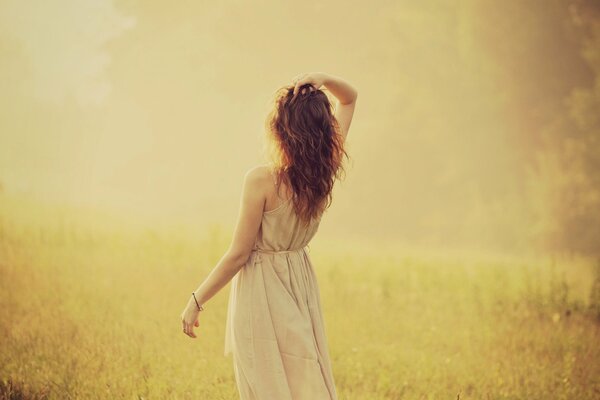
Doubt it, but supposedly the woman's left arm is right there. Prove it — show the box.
[181,166,267,338]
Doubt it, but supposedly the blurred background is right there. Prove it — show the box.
[1,0,598,256]
[1,1,599,399]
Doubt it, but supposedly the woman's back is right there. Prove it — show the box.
[253,168,323,253]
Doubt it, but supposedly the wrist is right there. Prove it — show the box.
[191,291,205,311]
[318,72,330,86]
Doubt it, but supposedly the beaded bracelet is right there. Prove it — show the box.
[192,292,205,311]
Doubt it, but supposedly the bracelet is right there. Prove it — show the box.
[192,292,205,311]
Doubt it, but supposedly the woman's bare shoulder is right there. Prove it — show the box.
[243,164,274,188]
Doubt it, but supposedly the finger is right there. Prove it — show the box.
[292,83,302,102]
[293,76,308,93]
[294,81,310,100]
[293,80,303,96]
[195,319,199,327]
[185,320,197,338]
[292,73,306,84]
[186,322,195,338]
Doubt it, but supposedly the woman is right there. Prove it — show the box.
[180,71,358,399]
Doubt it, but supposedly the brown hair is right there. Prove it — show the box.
[264,83,350,226]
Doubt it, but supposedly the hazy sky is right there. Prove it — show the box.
[0,0,545,250]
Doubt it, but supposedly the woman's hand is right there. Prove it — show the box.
[291,72,327,100]
[180,296,200,339]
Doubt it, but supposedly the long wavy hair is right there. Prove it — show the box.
[264,83,350,227]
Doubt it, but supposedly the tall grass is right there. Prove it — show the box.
[1,194,599,399]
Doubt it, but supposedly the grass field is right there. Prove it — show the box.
[1,195,599,399]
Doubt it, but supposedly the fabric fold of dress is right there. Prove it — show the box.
[224,195,337,400]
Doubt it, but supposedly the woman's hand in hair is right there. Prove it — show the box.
[291,72,327,100]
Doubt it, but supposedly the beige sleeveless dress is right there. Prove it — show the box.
[224,185,338,399]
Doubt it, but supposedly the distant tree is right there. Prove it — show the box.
[527,0,600,255]
[558,1,600,255]
[474,0,600,256]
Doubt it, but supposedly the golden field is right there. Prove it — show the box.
[1,194,599,400]
[2,1,600,398]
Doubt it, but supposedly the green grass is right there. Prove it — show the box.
[1,196,599,399]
